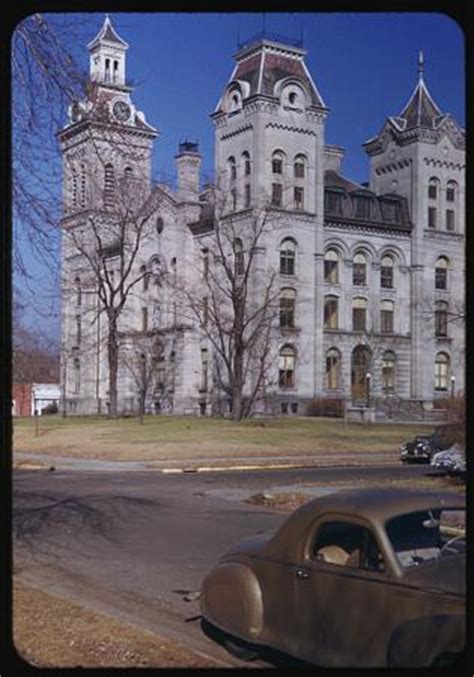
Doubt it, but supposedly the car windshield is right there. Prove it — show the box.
[386,508,465,569]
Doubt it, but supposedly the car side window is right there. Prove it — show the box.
[312,521,385,572]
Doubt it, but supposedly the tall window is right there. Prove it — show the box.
[73,358,80,394]
[244,183,251,208]
[294,155,305,178]
[353,253,367,286]
[380,255,394,289]
[435,257,448,290]
[326,348,340,390]
[272,182,282,207]
[156,217,164,235]
[75,315,81,346]
[200,348,209,392]
[234,239,244,276]
[231,188,237,211]
[352,297,367,332]
[142,307,148,332]
[294,186,304,210]
[324,296,338,329]
[428,206,437,228]
[382,351,396,393]
[324,249,339,284]
[279,345,296,389]
[202,296,209,328]
[228,156,236,181]
[202,248,209,280]
[428,177,439,200]
[434,352,450,391]
[242,151,251,176]
[380,300,394,334]
[113,60,119,83]
[280,239,296,276]
[280,289,296,328]
[272,151,284,175]
[75,277,81,306]
[104,163,115,208]
[140,265,148,291]
[105,58,111,82]
[446,210,455,231]
[435,301,448,337]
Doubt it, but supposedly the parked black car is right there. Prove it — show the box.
[400,427,455,465]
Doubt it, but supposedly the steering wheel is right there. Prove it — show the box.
[440,534,464,556]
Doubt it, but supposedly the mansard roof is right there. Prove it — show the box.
[88,15,129,51]
[214,37,326,113]
[364,54,465,154]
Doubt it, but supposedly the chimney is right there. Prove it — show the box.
[324,145,345,173]
[175,140,202,201]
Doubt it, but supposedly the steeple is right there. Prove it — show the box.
[395,52,443,130]
[88,15,129,87]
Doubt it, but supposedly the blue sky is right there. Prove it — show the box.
[14,12,465,343]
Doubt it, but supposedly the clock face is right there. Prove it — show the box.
[113,100,131,122]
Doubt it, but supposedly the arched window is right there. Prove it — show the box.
[324,249,339,284]
[353,297,367,331]
[74,276,81,306]
[326,348,341,390]
[380,255,394,289]
[104,58,111,82]
[124,166,133,178]
[435,256,448,290]
[280,239,296,275]
[156,217,164,235]
[150,256,161,283]
[280,288,296,328]
[104,163,115,208]
[228,156,236,182]
[200,348,209,392]
[434,352,450,391]
[73,358,80,394]
[428,176,440,200]
[446,180,457,231]
[382,351,396,393]
[380,300,394,334]
[113,60,119,83]
[353,252,367,286]
[435,301,448,337]
[242,151,251,176]
[272,150,285,175]
[75,315,82,346]
[324,295,338,329]
[279,345,296,389]
[234,239,244,276]
[294,154,306,179]
[428,178,440,228]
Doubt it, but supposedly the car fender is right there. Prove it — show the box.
[201,561,264,641]
[387,614,465,667]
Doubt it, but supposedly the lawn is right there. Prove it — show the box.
[13,415,434,462]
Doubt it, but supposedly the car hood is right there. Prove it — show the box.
[403,554,465,596]
[223,533,272,558]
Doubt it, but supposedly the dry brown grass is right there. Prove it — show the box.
[13,578,218,668]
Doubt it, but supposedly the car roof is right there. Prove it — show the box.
[266,489,465,557]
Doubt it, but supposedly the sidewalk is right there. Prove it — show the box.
[13,449,397,473]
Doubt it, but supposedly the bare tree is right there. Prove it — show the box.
[182,185,280,420]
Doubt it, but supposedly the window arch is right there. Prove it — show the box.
[324,249,339,284]
[326,348,341,390]
[294,154,306,179]
[434,352,450,391]
[435,300,448,337]
[228,156,236,182]
[73,358,80,394]
[272,150,285,175]
[380,255,394,289]
[353,297,368,331]
[280,238,296,276]
[428,176,440,200]
[382,350,396,393]
[435,256,449,290]
[279,345,296,389]
[234,238,244,276]
[280,288,296,328]
[324,295,338,329]
[104,163,115,208]
[353,252,367,286]
[380,299,394,334]
[446,179,457,203]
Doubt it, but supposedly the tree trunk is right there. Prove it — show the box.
[107,313,119,418]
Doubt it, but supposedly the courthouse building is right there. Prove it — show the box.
[59,16,465,417]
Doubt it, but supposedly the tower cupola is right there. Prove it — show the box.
[88,14,129,87]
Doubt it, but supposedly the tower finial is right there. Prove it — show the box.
[418,50,424,79]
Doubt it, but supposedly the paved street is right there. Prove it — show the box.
[13,463,430,667]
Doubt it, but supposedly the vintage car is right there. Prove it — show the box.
[201,489,465,667]
[431,446,466,478]
[399,435,437,463]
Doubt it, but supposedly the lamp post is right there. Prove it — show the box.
[366,372,371,409]
[450,375,456,400]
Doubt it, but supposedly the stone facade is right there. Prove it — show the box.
[59,19,465,417]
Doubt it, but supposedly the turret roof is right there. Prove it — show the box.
[88,14,129,51]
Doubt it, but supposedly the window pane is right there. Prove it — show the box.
[272,183,282,206]
[353,308,366,331]
[353,263,366,286]
[428,184,437,199]
[435,267,447,290]
[380,266,393,288]
[381,309,394,334]
[446,210,455,231]
[272,158,283,174]
[294,161,305,178]
[294,187,304,210]
[428,206,437,228]
[325,259,338,283]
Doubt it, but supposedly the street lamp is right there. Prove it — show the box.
[366,372,371,409]
[450,375,456,399]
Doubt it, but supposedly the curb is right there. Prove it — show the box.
[158,459,395,474]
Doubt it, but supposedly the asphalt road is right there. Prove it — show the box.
[13,463,431,667]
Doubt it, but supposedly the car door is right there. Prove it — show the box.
[293,515,390,667]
